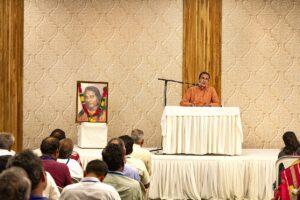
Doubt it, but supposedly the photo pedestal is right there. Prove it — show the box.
[78,122,107,148]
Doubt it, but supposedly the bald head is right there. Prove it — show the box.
[40,137,60,156]
[59,138,74,159]
[108,137,126,157]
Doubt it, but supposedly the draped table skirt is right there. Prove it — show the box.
[149,149,278,200]
[161,106,243,155]
[73,147,279,200]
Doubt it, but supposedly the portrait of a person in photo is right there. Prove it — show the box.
[77,82,108,123]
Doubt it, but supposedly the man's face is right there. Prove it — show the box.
[198,74,210,88]
[85,90,98,110]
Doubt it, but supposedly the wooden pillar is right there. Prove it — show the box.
[183,0,222,99]
[0,0,24,151]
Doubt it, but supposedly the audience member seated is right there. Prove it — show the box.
[1,150,59,199]
[274,160,300,200]
[131,129,152,176]
[57,138,83,179]
[40,137,72,188]
[102,143,143,200]
[108,138,140,181]
[0,166,31,200]
[34,129,82,167]
[60,159,121,200]
[0,132,15,156]
[0,155,12,173]
[278,131,300,158]
[44,171,60,200]
[6,149,48,200]
[275,131,300,189]
[0,132,16,173]
[119,135,150,189]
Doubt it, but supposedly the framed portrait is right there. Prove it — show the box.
[76,81,108,123]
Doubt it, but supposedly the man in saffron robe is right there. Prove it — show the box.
[180,72,220,107]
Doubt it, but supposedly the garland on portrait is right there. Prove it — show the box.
[78,83,107,122]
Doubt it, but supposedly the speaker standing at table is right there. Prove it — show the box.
[180,71,220,107]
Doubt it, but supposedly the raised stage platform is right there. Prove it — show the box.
[74,147,280,200]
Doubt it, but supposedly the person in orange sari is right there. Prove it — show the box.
[180,72,220,107]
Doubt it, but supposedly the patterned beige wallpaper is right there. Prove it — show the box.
[24,0,300,150]
[23,0,183,149]
[222,0,300,148]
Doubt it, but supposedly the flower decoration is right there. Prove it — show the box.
[78,83,107,123]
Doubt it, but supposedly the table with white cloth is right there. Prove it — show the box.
[74,146,103,169]
[149,149,278,200]
[74,147,279,200]
[161,106,243,155]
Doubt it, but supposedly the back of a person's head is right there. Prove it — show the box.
[108,137,125,154]
[102,143,124,171]
[0,155,12,173]
[86,159,108,177]
[283,131,299,152]
[6,149,42,191]
[119,135,134,155]
[59,138,74,159]
[0,132,14,150]
[50,129,66,141]
[0,166,31,200]
[40,136,60,155]
[108,137,123,146]
[131,129,144,144]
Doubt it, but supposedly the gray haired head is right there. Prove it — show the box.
[0,132,15,150]
[131,129,144,144]
[0,166,31,200]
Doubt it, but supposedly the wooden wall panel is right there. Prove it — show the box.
[0,0,23,151]
[183,0,222,99]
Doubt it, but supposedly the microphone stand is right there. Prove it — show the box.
[158,78,196,106]
[156,78,196,153]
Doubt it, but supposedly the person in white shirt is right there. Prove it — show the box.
[60,159,121,200]
[131,129,152,176]
[0,132,15,156]
[57,138,83,179]
[0,132,15,173]
[44,172,60,200]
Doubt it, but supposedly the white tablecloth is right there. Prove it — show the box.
[74,147,279,200]
[161,106,243,155]
[74,146,103,169]
[149,149,278,200]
